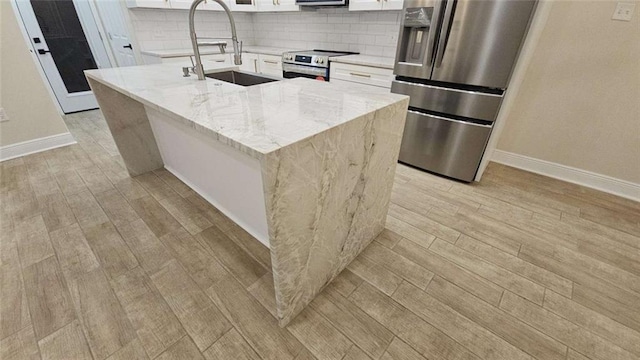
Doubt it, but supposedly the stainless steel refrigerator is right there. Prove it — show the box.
[392,0,537,182]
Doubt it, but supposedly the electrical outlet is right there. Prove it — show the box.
[612,2,635,21]
[0,108,8,122]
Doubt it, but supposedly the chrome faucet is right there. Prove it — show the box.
[189,0,242,80]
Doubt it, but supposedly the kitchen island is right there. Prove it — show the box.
[85,63,408,326]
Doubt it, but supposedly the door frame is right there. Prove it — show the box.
[13,0,113,113]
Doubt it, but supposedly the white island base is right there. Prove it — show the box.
[86,65,408,326]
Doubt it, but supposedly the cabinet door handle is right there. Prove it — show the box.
[213,59,226,62]
[350,72,371,78]
[264,60,279,64]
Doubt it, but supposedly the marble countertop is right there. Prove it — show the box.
[329,54,396,70]
[141,45,300,58]
[85,63,407,159]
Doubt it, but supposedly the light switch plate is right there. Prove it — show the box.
[612,2,635,21]
[0,108,8,122]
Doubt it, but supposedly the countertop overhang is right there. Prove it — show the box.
[85,63,408,160]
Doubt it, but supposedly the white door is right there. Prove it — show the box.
[93,0,137,67]
[14,0,112,113]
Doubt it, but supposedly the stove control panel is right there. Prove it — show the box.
[282,53,329,68]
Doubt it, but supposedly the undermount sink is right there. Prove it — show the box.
[205,70,280,87]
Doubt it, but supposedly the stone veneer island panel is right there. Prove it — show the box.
[86,63,408,326]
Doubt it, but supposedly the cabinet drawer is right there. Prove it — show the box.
[258,54,282,78]
[330,62,394,89]
[203,53,232,64]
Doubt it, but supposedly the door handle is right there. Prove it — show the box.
[123,44,133,49]
[263,60,278,64]
[37,49,50,55]
[435,0,456,67]
[349,72,371,78]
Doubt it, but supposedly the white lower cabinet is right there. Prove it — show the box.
[257,54,283,78]
[329,62,394,89]
[349,0,403,11]
[240,53,260,73]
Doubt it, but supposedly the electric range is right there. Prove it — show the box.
[281,49,358,81]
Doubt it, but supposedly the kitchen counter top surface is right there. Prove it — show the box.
[85,63,407,159]
[140,45,301,58]
[329,54,396,70]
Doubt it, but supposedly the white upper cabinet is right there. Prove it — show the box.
[126,0,171,9]
[349,0,403,11]
[257,0,299,12]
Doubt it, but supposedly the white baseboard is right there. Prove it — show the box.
[0,132,77,162]
[492,150,640,202]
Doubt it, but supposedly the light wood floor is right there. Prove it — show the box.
[1,110,640,360]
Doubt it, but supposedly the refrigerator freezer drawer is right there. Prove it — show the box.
[399,110,492,182]
[392,80,503,122]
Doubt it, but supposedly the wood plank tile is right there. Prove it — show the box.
[323,268,363,298]
[150,260,231,351]
[455,235,573,297]
[572,282,640,333]
[158,193,212,235]
[430,239,545,304]
[294,347,318,360]
[205,274,303,360]
[77,166,115,194]
[543,290,640,357]
[380,337,427,360]
[160,228,229,289]
[105,338,149,360]
[154,168,194,198]
[384,216,436,249]
[567,349,592,360]
[37,320,92,360]
[15,215,55,268]
[116,219,173,274]
[349,282,480,360]
[134,173,175,201]
[49,223,100,282]
[66,190,110,229]
[83,222,139,279]
[561,213,640,251]
[94,188,140,227]
[393,239,504,306]
[425,276,567,360]
[500,291,637,360]
[0,326,40,360]
[310,288,393,359]
[347,256,402,296]
[156,336,204,360]
[222,222,272,269]
[287,308,353,360]
[130,196,182,238]
[39,197,76,232]
[111,267,186,359]
[184,193,235,233]
[0,244,31,339]
[425,208,522,256]
[392,281,532,360]
[54,170,88,196]
[23,256,76,340]
[114,178,148,202]
[203,328,260,360]
[29,174,61,200]
[360,242,434,290]
[375,229,405,249]
[196,226,267,288]
[388,203,461,243]
[69,268,136,360]
[248,272,278,317]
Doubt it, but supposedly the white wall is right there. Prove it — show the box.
[252,9,400,57]
[0,1,70,149]
[129,8,256,50]
[496,0,640,186]
[129,8,400,57]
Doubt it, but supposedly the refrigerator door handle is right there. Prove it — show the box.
[424,0,445,67]
[435,0,456,67]
[407,110,493,128]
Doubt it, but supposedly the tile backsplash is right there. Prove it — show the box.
[129,8,401,57]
